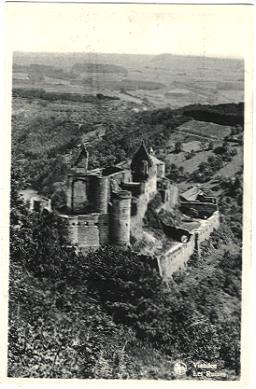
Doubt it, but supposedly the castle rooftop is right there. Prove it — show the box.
[180,186,204,202]
[131,140,153,169]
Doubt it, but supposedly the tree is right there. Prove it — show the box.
[10,167,37,266]
[218,320,240,373]
[174,141,182,153]
[51,190,67,212]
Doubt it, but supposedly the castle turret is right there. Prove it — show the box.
[110,190,131,246]
[131,140,157,196]
[131,140,154,182]
[94,175,109,214]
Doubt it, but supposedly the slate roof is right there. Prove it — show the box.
[180,186,204,201]
[131,140,153,169]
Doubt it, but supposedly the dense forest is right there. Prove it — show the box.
[181,103,244,126]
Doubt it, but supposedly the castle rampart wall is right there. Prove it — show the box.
[196,210,220,244]
[157,211,220,279]
[158,235,195,280]
[62,213,101,249]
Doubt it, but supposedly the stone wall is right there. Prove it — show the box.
[30,197,52,212]
[64,213,101,249]
[121,182,144,196]
[144,174,157,198]
[99,214,109,245]
[72,179,88,211]
[157,211,220,279]
[110,190,132,246]
[168,184,179,208]
[196,210,220,244]
[130,189,155,239]
[156,163,165,178]
[66,175,73,210]
[158,236,195,280]
[94,176,109,214]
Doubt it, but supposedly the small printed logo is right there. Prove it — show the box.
[172,360,187,377]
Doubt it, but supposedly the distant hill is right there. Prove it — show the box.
[13,51,243,71]
[152,53,243,67]
[13,52,154,69]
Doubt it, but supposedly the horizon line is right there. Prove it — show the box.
[13,51,244,60]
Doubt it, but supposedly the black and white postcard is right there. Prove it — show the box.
[0,1,254,386]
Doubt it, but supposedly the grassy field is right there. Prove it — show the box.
[177,120,232,139]
[12,52,244,109]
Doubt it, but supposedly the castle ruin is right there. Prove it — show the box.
[25,140,220,278]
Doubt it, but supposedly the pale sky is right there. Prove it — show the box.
[5,2,253,58]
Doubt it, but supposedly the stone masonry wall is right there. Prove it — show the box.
[145,174,157,198]
[72,179,88,212]
[156,163,165,178]
[196,210,220,244]
[157,211,220,279]
[110,191,131,246]
[168,184,179,208]
[65,213,101,249]
[130,190,154,239]
[158,236,195,280]
[99,214,109,245]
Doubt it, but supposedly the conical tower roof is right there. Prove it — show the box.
[131,140,153,169]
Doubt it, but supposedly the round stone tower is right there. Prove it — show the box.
[110,190,132,246]
[94,176,109,214]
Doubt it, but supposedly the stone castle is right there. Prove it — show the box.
[24,140,220,279]
[58,140,174,248]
